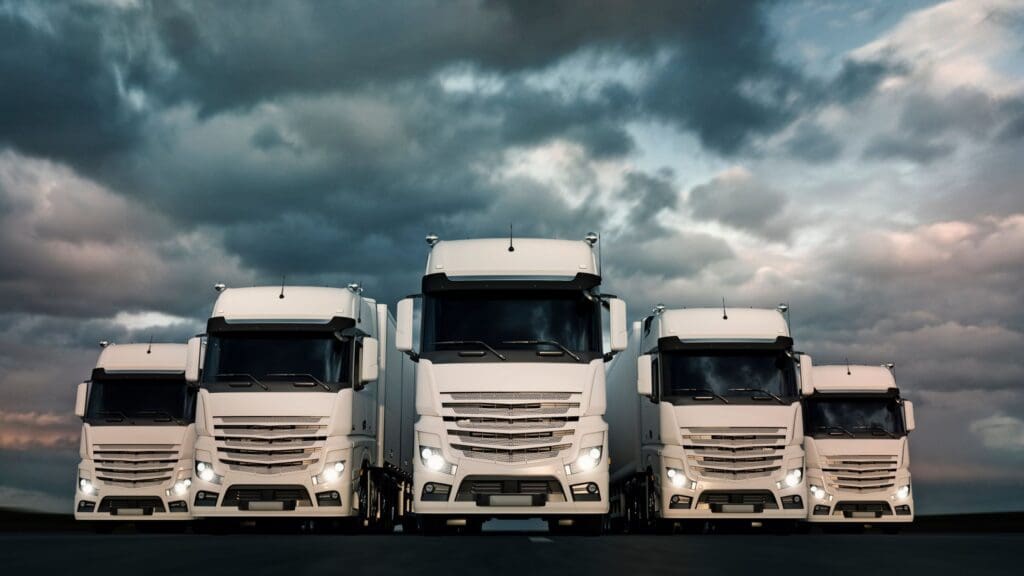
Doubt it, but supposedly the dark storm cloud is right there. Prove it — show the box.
[0,2,153,170]
[687,169,791,242]
[862,134,955,164]
[784,122,843,163]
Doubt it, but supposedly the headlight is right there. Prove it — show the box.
[167,478,192,497]
[78,477,95,496]
[313,461,347,485]
[895,484,911,500]
[195,461,222,485]
[666,468,697,490]
[809,484,825,500]
[565,446,603,475]
[778,468,803,489]
[419,447,457,475]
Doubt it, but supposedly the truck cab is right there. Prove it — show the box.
[396,235,627,533]
[73,343,196,526]
[803,364,915,527]
[607,307,808,531]
[186,284,414,530]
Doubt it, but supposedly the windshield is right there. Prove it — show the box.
[805,396,906,438]
[86,376,194,425]
[659,349,798,405]
[421,290,602,362]
[202,331,352,392]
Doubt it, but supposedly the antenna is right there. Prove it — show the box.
[721,297,728,320]
[846,358,851,375]
[146,335,153,354]
[508,223,515,252]
[279,276,286,299]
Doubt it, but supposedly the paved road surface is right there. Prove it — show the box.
[1,529,1019,575]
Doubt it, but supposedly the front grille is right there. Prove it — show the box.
[97,496,166,515]
[442,392,580,464]
[681,427,786,480]
[823,455,898,493]
[697,490,779,513]
[93,444,181,487]
[455,476,565,502]
[213,416,328,473]
[222,485,312,510]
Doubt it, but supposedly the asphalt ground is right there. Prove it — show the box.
[1,527,1020,576]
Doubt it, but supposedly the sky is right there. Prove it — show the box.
[1,0,1023,514]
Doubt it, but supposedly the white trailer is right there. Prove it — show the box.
[395,235,627,534]
[803,364,915,528]
[607,307,810,532]
[185,284,415,531]
[73,343,196,528]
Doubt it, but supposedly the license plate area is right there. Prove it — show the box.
[112,508,146,516]
[847,511,881,519]
[713,504,761,514]
[242,501,294,512]
[476,494,546,507]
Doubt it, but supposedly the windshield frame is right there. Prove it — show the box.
[655,339,799,406]
[419,282,604,364]
[84,371,195,426]
[200,324,357,393]
[803,392,907,439]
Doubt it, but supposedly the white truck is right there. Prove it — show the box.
[185,284,415,531]
[395,235,627,534]
[803,363,915,529]
[607,306,810,532]
[73,342,196,529]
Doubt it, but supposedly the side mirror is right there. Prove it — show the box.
[799,353,814,397]
[609,298,627,352]
[185,336,202,385]
[360,337,379,383]
[637,354,653,397]
[396,298,415,354]
[74,382,87,419]
[904,400,915,432]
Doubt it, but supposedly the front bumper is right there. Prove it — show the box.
[190,440,357,518]
[413,418,609,518]
[805,479,913,522]
[654,446,807,520]
[74,459,193,521]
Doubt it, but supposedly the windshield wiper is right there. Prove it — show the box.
[728,388,787,405]
[818,425,855,438]
[501,339,583,362]
[435,340,506,361]
[214,372,269,391]
[673,388,730,404]
[855,425,897,439]
[97,410,129,422]
[134,409,179,423]
[265,372,332,392]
